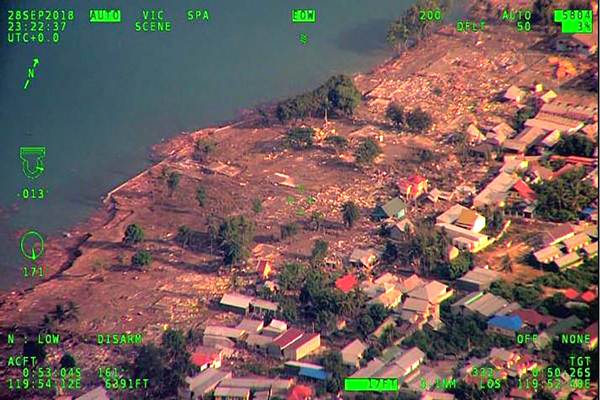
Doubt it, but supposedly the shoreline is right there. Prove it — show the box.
[1,49,403,296]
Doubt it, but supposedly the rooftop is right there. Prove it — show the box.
[488,315,523,331]
[272,328,304,349]
[335,274,358,294]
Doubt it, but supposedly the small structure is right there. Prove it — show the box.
[236,319,264,333]
[250,299,278,315]
[256,259,273,279]
[451,292,510,319]
[181,368,232,400]
[262,319,288,337]
[502,127,546,154]
[504,85,526,103]
[246,334,274,352]
[287,385,313,400]
[389,218,415,239]
[583,322,598,350]
[455,208,486,233]
[540,90,558,103]
[373,197,407,220]
[408,281,453,305]
[204,326,246,341]
[282,333,321,361]
[393,347,426,377]
[341,339,366,368]
[191,348,223,371]
[465,124,485,143]
[487,315,523,337]
[214,386,251,400]
[285,361,328,381]
[220,293,253,314]
[563,233,591,253]
[371,316,396,339]
[533,245,563,264]
[553,252,582,270]
[435,223,490,253]
[75,387,110,400]
[542,223,576,246]
[268,328,304,359]
[335,274,358,294]
[397,175,429,200]
[349,248,379,268]
[457,267,499,291]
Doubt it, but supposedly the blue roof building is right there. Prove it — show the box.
[487,315,523,337]
[299,366,328,381]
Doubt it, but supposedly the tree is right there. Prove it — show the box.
[534,168,597,222]
[386,103,405,129]
[123,223,144,246]
[321,351,346,393]
[325,135,348,155]
[342,201,361,228]
[501,254,513,273]
[133,344,167,397]
[278,263,306,292]
[217,215,256,265]
[357,314,375,336]
[279,296,299,321]
[60,353,76,369]
[554,134,595,157]
[310,239,329,266]
[251,198,263,214]
[538,293,569,318]
[131,250,152,268]
[534,390,556,400]
[280,222,299,240]
[23,341,46,364]
[309,211,324,231]
[193,138,216,162]
[166,171,181,195]
[443,252,472,279]
[368,303,388,325]
[284,127,314,150]
[354,138,382,165]
[406,107,432,132]
[196,185,207,207]
[513,102,538,130]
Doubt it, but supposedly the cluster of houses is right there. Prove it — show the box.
[532,223,598,270]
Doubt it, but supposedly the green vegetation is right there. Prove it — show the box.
[216,215,256,265]
[60,353,76,369]
[354,137,382,165]
[131,250,152,268]
[403,312,513,360]
[386,102,405,130]
[387,0,451,52]
[341,201,361,228]
[321,351,347,393]
[280,222,300,240]
[325,135,348,154]
[276,75,361,123]
[533,256,598,291]
[309,211,324,231]
[284,127,314,150]
[385,223,452,276]
[123,223,144,246]
[513,101,538,130]
[537,293,570,319]
[310,239,329,266]
[175,225,204,251]
[132,329,194,399]
[193,138,216,162]
[166,171,181,194]
[195,185,207,207]
[23,341,46,365]
[554,134,595,157]
[406,107,433,132]
[481,206,505,235]
[533,168,597,222]
[441,252,473,280]
[489,280,541,308]
[278,263,307,292]
[450,381,495,400]
[251,198,263,214]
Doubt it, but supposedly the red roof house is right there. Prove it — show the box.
[288,385,313,400]
[191,350,222,370]
[511,309,555,329]
[584,322,598,350]
[512,180,537,203]
[335,274,358,294]
[256,259,273,279]
[397,175,428,200]
[564,288,581,300]
[579,290,598,303]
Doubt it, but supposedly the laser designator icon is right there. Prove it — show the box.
[20,146,46,179]
[20,230,45,261]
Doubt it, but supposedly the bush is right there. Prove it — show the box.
[406,107,432,132]
[252,198,263,214]
[341,201,361,228]
[131,250,152,268]
[325,135,348,153]
[280,222,300,240]
[354,138,381,165]
[196,186,207,207]
[386,103,405,129]
[554,134,595,157]
[217,216,256,265]
[310,239,329,266]
[60,353,77,369]
[284,127,314,150]
[123,224,144,246]
[193,139,216,162]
